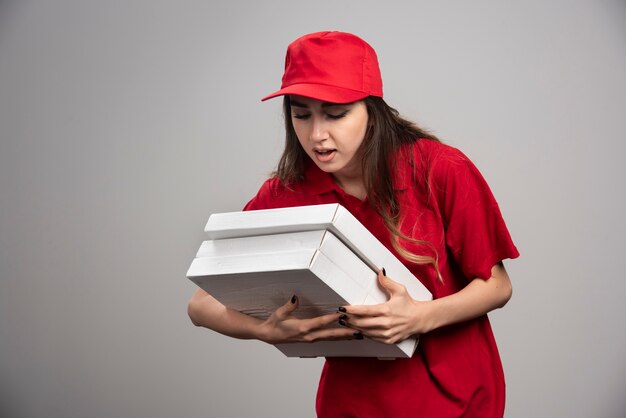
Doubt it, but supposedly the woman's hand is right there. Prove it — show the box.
[188,289,359,344]
[340,271,434,345]
[341,263,513,345]
[259,295,360,344]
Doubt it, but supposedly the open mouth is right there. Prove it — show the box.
[315,149,335,156]
[314,149,337,162]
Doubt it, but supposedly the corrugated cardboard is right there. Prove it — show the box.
[204,204,432,302]
[188,204,433,358]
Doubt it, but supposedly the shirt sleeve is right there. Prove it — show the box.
[242,178,289,211]
[242,180,272,211]
[432,146,519,280]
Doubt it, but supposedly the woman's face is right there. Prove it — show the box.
[289,95,369,183]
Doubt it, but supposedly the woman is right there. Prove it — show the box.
[188,31,519,417]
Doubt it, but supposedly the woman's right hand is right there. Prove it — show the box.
[258,295,360,344]
[188,289,360,344]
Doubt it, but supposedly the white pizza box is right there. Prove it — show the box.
[188,230,416,358]
[204,203,432,303]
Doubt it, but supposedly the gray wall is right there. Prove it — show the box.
[1,1,625,417]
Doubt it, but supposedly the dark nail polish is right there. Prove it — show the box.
[338,319,347,327]
[382,267,387,276]
[353,332,364,340]
[338,307,347,313]
[339,314,348,320]
[291,295,297,304]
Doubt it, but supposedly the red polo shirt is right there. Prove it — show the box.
[244,139,519,417]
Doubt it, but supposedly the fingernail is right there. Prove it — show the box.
[338,319,347,327]
[339,314,348,320]
[338,307,347,313]
[291,295,297,304]
[353,332,364,340]
[382,267,387,276]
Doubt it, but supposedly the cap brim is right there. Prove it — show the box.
[261,83,369,104]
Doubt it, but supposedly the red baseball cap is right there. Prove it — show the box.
[262,31,383,104]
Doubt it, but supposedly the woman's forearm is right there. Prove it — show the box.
[425,262,512,332]
[188,289,356,344]
[188,289,264,340]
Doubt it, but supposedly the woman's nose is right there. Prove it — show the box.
[310,116,329,141]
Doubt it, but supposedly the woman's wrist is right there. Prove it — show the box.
[412,299,443,335]
[422,298,449,333]
[255,320,273,344]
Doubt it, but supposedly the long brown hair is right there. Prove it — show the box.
[275,95,442,280]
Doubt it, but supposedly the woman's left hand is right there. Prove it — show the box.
[340,270,435,345]
[341,263,513,345]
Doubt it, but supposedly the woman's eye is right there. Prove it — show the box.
[292,113,311,120]
[327,110,348,120]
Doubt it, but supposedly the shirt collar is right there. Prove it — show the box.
[298,155,410,196]
[299,161,340,195]
[392,151,411,191]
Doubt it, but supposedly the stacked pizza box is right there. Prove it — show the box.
[187,204,432,358]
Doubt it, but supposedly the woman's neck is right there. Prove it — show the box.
[332,172,367,201]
